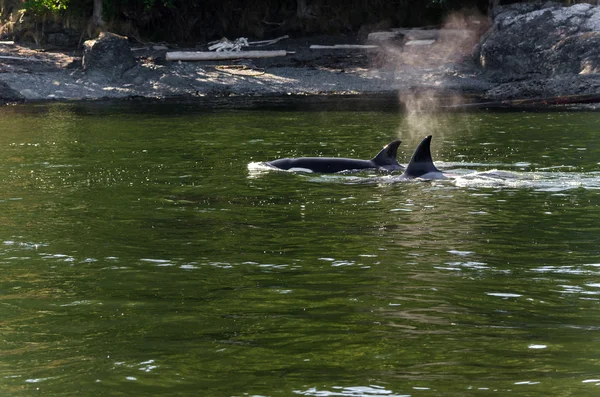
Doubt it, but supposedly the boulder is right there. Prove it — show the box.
[0,81,25,104]
[82,32,137,80]
[476,3,600,80]
[486,74,600,101]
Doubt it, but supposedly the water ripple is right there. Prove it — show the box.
[532,264,600,276]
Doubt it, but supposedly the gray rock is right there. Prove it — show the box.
[82,32,137,81]
[478,3,600,80]
[486,74,600,100]
[0,81,25,104]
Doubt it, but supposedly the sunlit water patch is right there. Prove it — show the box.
[532,263,600,276]
[295,385,410,397]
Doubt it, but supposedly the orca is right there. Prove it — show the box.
[401,135,445,180]
[266,140,403,173]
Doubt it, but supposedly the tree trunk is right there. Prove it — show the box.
[92,0,104,28]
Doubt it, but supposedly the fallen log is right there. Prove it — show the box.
[206,35,288,51]
[166,50,288,61]
[208,37,248,52]
[405,39,436,46]
[309,44,378,50]
[249,35,289,46]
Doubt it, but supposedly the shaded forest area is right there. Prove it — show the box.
[0,0,495,46]
[0,0,592,46]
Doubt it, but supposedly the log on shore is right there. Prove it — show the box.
[166,50,287,61]
[309,44,378,50]
[405,40,436,46]
[249,35,289,46]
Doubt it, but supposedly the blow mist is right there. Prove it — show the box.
[377,10,488,144]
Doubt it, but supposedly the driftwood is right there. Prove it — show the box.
[207,35,289,52]
[208,37,249,52]
[447,94,600,110]
[249,35,289,46]
[309,44,378,50]
[0,41,15,45]
[405,39,436,46]
[166,50,288,61]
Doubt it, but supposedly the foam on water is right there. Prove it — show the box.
[249,160,600,191]
[453,170,600,191]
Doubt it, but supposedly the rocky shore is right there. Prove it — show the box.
[1,2,599,109]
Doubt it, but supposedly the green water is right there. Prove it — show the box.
[1,100,600,396]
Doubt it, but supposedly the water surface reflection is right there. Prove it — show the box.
[1,103,600,396]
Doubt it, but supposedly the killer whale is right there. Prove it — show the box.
[401,135,445,180]
[266,140,403,173]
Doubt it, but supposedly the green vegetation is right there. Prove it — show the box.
[22,0,70,14]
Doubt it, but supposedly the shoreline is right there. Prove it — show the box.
[10,92,600,113]
[1,33,599,111]
[0,34,492,107]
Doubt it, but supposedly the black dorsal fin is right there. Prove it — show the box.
[372,140,402,166]
[403,135,441,178]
